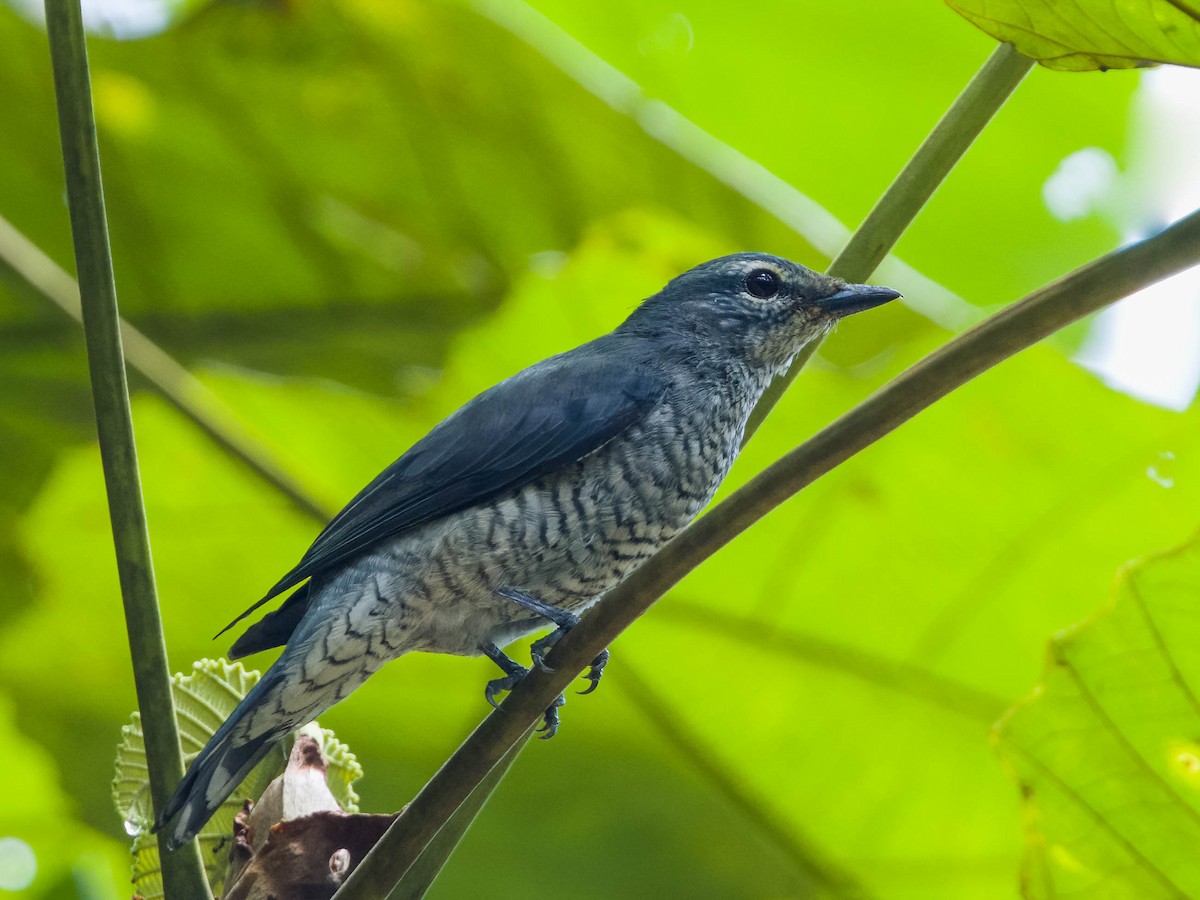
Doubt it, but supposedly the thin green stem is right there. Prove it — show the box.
[333,208,1200,898]
[743,43,1033,441]
[42,2,211,896]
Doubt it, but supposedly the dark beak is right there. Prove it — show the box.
[817,283,902,318]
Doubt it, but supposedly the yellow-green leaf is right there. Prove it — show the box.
[997,535,1200,896]
[947,0,1200,71]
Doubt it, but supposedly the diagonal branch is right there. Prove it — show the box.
[334,208,1200,897]
[42,1,211,896]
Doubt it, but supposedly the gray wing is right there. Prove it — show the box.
[218,348,666,639]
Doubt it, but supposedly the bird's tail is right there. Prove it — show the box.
[154,668,291,850]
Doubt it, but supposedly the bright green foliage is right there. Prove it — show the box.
[111,658,362,897]
[947,0,1200,71]
[1,0,1196,898]
[998,537,1200,896]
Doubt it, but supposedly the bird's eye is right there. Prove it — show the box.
[745,269,780,300]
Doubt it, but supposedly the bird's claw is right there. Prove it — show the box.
[482,657,565,739]
[483,636,607,739]
[530,627,565,673]
[577,648,610,695]
[484,668,528,710]
[535,693,567,739]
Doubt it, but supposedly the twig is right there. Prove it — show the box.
[42,2,211,896]
[385,733,531,900]
[333,207,1200,897]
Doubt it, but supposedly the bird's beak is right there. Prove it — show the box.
[817,283,902,318]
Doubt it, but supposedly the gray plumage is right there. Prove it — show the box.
[156,252,899,849]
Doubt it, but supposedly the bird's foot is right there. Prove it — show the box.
[481,641,566,736]
[529,626,567,673]
[484,667,528,710]
[496,587,580,673]
[536,693,567,740]
[531,631,609,697]
[483,667,565,739]
[578,648,610,695]
[480,633,600,739]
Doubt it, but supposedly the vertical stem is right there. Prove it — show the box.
[743,43,1033,441]
[43,2,211,896]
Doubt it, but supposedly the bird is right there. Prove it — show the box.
[155,252,899,849]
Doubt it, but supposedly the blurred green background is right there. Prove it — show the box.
[2,0,1198,897]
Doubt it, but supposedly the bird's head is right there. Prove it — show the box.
[619,252,901,372]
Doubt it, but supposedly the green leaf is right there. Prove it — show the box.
[112,658,363,898]
[996,535,1200,897]
[946,0,1200,71]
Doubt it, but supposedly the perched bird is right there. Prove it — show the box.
[156,252,899,849]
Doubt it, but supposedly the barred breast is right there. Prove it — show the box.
[376,364,772,656]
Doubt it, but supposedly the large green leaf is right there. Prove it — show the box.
[947,0,1200,71]
[0,0,1139,650]
[997,536,1200,897]
[0,0,832,377]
